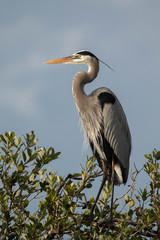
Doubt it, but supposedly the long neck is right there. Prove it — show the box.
[72,60,99,111]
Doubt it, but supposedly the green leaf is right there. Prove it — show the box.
[86,183,92,188]
[17,165,23,171]
[144,154,152,160]
[154,151,160,160]
[125,194,129,202]
[23,199,29,208]
[0,134,7,144]
[14,136,21,145]
[22,151,27,162]
[81,171,88,180]
[27,148,32,157]
[84,209,90,215]
[29,173,35,181]
[27,152,39,163]
[147,214,155,224]
[142,188,148,201]
[128,200,135,208]
[9,164,14,169]
[86,159,92,169]
[0,146,8,154]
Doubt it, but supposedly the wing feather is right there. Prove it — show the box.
[102,92,131,181]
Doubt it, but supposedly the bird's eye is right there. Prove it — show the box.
[76,54,81,59]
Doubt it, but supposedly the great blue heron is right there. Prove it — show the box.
[45,50,131,219]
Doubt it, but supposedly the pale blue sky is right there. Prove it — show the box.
[1,0,160,198]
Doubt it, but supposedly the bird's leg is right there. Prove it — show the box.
[110,154,115,222]
[90,159,107,217]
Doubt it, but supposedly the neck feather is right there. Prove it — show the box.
[72,60,99,111]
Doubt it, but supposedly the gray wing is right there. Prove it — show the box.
[100,89,131,181]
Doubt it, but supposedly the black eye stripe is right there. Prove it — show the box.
[75,51,98,60]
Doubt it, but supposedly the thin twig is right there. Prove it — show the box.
[114,165,143,204]
[56,170,102,196]
[56,174,73,195]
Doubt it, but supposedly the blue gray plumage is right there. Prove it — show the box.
[45,50,132,216]
[71,51,131,185]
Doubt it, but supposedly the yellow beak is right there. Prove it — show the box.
[45,56,75,64]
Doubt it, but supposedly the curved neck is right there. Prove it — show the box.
[72,59,99,111]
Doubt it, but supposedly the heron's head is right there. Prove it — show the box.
[45,50,99,66]
[45,50,114,71]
